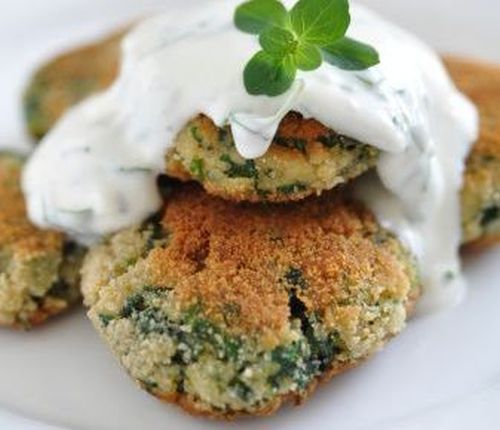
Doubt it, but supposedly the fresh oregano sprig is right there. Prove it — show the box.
[234,0,380,96]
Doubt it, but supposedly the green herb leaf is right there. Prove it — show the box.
[295,43,322,71]
[244,51,297,96]
[259,26,298,57]
[235,0,288,34]
[235,0,380,97]
[290,0,350,46]
[322,36,380,70]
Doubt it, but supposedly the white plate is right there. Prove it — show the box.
[0,1,499,429]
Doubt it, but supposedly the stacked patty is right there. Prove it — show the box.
[444,58,500,247]
[166,113,378,202]
[0,153,84,328]
[82,183,419,417]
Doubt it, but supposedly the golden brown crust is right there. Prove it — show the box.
[0,154,83,328]
[0,155,62,261]
[445,57,500,143]
[15,297,70,329]
[444,57,500,247]
[148,358,359,420]
[143,184,415,340]
[165,112,378,203]
[150,306,431,421]
[146,187,418,417]
[24,28,127,139]
[83,182,418,417]
[147,276,420,420]
[461,233,500,253]
[445,57,500,163]
[151,287,421,421]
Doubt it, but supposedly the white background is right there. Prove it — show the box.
[0,1,499,429]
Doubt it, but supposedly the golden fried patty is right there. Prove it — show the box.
[166,113,379,202]
[23,29,125,140]
[0,153,84,328]
[444,57,500,247]
[82,182,419,418]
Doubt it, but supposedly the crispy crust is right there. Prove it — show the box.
[150,359,360,420]
[444,57,500,247]
[146,291,420,420]
[445,57,500,145]
[83,183,419,418]
[23,28,127,140]
[0,155,62,256]
[143,185,417,339]
[165,113,378,203]
[0,154,83,328]
[461,233,500,252]
[148,282,420,420]
[15,296,71,330]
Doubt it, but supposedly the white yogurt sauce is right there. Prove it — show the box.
[22,0,478,311]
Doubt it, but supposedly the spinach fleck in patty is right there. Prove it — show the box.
[166,113,379,202]
[82,183,419,418]
[0,153,85,329]
[444,58,500,247]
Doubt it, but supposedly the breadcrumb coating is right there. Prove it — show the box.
[82,183,419,418]
[165,112,379,202]
[445,57,500,247]
[23,28,126,140]
[0,153,84,328]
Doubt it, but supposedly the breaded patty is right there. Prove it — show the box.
[0,153,85,329]
[82,182,419,418]
[444,58,500,247]
[166,113,379,202]
[23,29,125,140]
